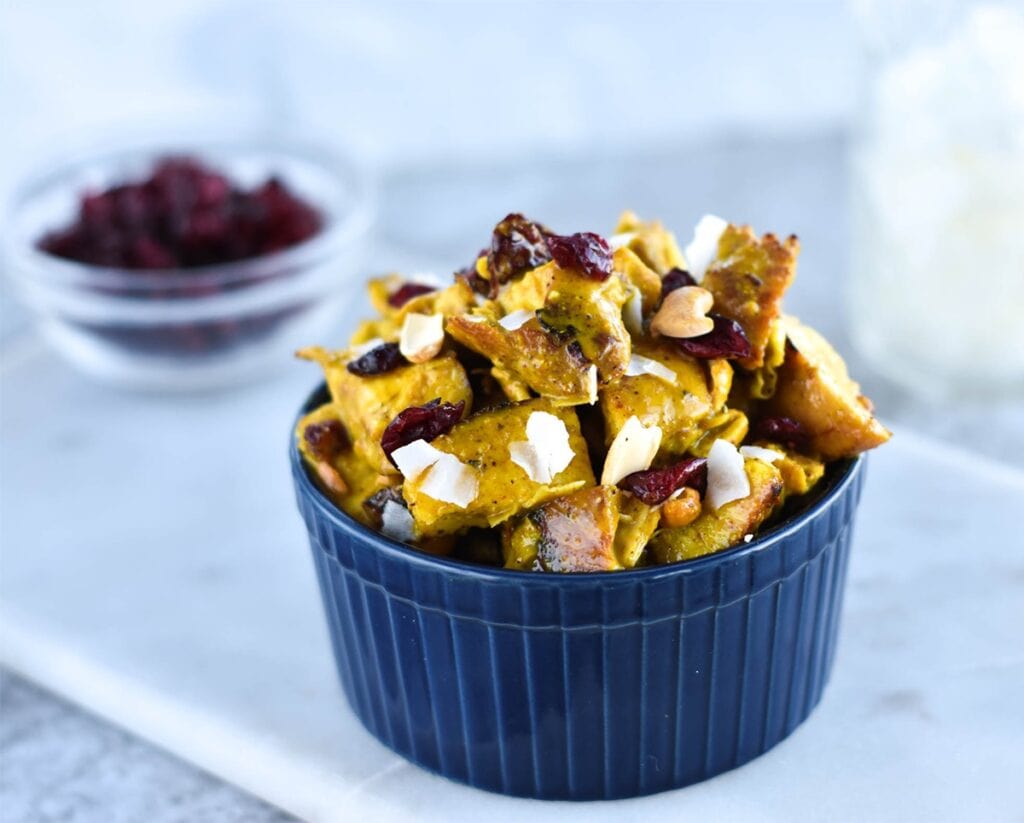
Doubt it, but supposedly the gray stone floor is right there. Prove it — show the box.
[0,673,294,823]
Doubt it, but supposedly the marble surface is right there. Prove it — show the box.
[3,134,1023,821]
[2,341,1024,822]
[0,672,293,823]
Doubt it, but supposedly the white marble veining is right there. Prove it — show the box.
[1,340,1022,822]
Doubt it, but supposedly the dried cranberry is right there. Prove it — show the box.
[380,398,466,462]
[129,237,175,269]
[387,282,436,308]
[346,342,405,376]
[304,419,348,461]
[546,232,613,280]
[617,458,708,505]
[37,156,321,271]
[660,267,697,297]
[456,248,491,297]
[363,487,406,525]
[487,214,552,285]
[676,315,752,360]
[751,417,810,453]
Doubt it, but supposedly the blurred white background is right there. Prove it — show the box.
[0,0,856,186]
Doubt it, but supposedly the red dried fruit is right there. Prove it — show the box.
[617,458,708,505]
[387,282,437,308]
[675,315,752,360]
[380,398,466,462]
[487,214,552,286]
[346,342,405,376]
[37,156,321,270]
[546,232,613,280]
[660,267,697,297]
[456,248,491,297]
[751,416,810,453]
[362,487,406,526]
[304,419,348,461]
[129,237,176,269]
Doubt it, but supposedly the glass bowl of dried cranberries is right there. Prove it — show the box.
[3,138,373,390]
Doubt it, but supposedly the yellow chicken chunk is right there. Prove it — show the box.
[537,264,632,381]
[403,399,596,538]
[766,316,891,460]
[349,318,399,346]
[648,459,783,563]
[614,492,661,568]
[614,210,687,275]
[612,247,663,313]
[702,225,799,370]
[495,261,555,314]
[748,444,826,499]
[298,348,473,475]
[746,318,787,399]
[295,404,399,526]
[447,314,597,406]
[599,337,727,454]
[690,408,749,456]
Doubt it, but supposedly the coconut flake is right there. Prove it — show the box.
[705,439,750,510]
[739,445,782,464]
[399,312,445,363]
[509,442,544,484]
[624,353,677,385]
[743,533,754,543]
[419,453,478,508]
[461,313,487,323]
[607,231,637,250]
[350,337,385,358]
[586,364,599,405]
[684,214,728,280]
[381,500,416,542]
[498,309,533,331]
[600,416,663,486]
[622,285,644,337]
[509,411,574,484]
[391,438,445,482]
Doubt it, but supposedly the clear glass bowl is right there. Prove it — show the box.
[3,137,374,391]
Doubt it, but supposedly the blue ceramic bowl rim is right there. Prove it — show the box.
[291,381,863,585]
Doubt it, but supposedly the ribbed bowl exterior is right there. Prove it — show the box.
[291,394,866,800]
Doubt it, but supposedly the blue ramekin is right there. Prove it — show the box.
[290,384,866,800]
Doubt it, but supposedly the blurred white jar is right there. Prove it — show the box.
[850,1,1024,397]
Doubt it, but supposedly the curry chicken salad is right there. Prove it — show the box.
[296,212,889,572]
